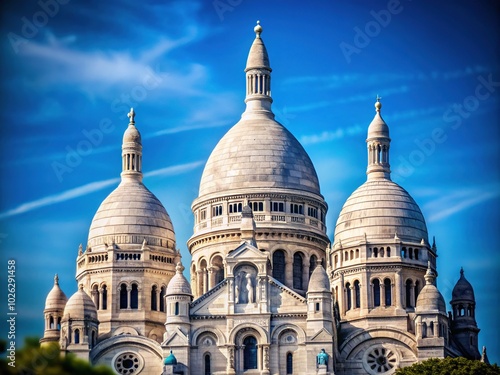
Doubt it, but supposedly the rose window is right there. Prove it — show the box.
[115,352,142,374]
[363,346,399,374]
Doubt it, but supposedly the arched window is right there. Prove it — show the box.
[74,329,80,344]
[355,249,360,258]
[414,248,419,260]
[293,253,303,289]
[119,284,128,309]
[286,352,293,374]
[243,336,258,370]
[384,278,392,306]
[422,322,427,338]
[373,248,378,258]
[57,317,61,330]
[373,279,381,307]
[354,280,360,308]
[91,330,96,348]
[406,279,413,308]
[350,250,354,260]
[205,354,211,375]
[131,283,138,309]
[309,255,317,277]
[151,286,158,311]
[334,255,338,266]
[102,285,107,310]
[386,247,391,257]
[273,250,285,284]
[160,286,166,312]
[49,316,54,329]
[345,282,352,311]
[409,248,413,259]
[401,247,407,258]
[429,321,434,336]
[175,301,179,315]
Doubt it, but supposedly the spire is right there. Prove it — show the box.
[481,346,490,364]
[243,21,273,116]
[121,108,143,182]
[366,97,391,180]
[424,261,436,286]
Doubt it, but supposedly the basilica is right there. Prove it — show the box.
[40,22,482,375]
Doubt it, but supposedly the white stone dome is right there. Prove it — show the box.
[63,286,98,321]
[307,265,330,293]
[335,179,428,245]
[88,180,175,250]
[166,263,192,296]
[198,117,321,197]
[45,274,68,310]
[416,284,446,313]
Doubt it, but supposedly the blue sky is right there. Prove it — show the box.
[1,0,499,364]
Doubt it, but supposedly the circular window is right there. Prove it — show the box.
[114,352,143,374]
[363,346,399,375]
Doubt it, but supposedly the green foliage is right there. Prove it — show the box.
[0,338,115,375]
[395,357,500,375]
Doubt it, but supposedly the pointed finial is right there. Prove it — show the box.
[432,236,437,251]
[54,274,59,285]
[254,20,263,38]
[78,243,83,255]
[425,261,436,284]
[460,267,464,277]
[127,108,135,124]
[375,95,382,112]
[420,238,426,245]
[394,232,400,241]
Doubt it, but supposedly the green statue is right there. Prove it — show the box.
[317,348,328,368]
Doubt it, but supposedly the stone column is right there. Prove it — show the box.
[395,270,404,309]
[127,286,132,309]
[381,283,386,308]
[208,267,215,290]
[227,345,236,375]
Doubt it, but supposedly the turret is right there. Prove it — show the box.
[40,274,68,347]
[450,268,480,359]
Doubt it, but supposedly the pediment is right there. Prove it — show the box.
[310,327,334,342]
[162,327,189,346]
[190,280,228,315]
[226,241,268,261]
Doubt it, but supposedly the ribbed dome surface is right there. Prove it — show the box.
[335,179,428,245]
[246,35,270,70]
[123,124,141,144]
[416,284,446,313]
[45,276,68,310]
[64,288,97,320]
[307,265,330,293]
[451,270,475,302]
[199,117,320,197]
[166,263,192,296]
[88,180,175,249]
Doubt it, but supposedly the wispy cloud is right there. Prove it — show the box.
[424,185,500,223]
[300,124,365,145]
[0,161,204,219]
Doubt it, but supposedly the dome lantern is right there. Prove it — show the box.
[121,108,143,183]
[366,96,391,180]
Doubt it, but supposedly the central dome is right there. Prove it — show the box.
[199,117,320,197]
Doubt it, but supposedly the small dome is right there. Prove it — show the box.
[45,274,68,310]
[307,265,330,293]
[451,268,475,302]
[123,124,141,144]
[166,263,192,296]
[88,180,175,250]
[416,264,446,313]
[63,286,98,321]
[198,117,321,197]
[416,285,446,313]
[164,350,177,365]
[335,179,428,245]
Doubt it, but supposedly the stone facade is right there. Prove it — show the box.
[41,22,481,375]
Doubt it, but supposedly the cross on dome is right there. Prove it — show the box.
[375,95,382,112]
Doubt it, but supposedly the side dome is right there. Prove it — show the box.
[307,265,330,293]
[198,117,321,197]
[63,286,98,321]
[451,268,475,302]
[335,179,428,245]
[45,274,68,310]
[416,264,446,313]
[164,350,178,365]
[166,263,192,296]
[88,181,175,250]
